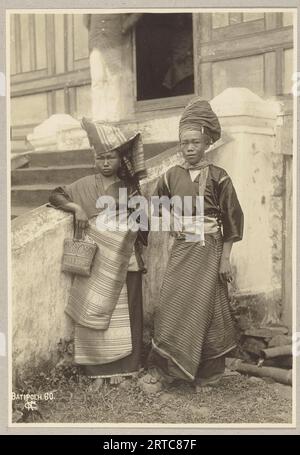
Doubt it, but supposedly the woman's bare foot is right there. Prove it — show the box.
[110,376,125,386]
[142,372,161,384]
[89,378,104,392]
[141,368,173,386]
[194,374,222,393]
[195,385,213,393]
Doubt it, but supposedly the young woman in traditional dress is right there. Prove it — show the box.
[49,119,147,390]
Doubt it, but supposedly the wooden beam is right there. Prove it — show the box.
[229,13,243,25]
[212,18,264,41]
[68,87,77,116]
[200,26,293,61]
[200,62,212,99]
[15,15,22,74]
[46,14,55,76]
[264,52,276,97]
[199,42,293,64]
[265,13,278,30]
[192,13,201,95]
[135,94,194,113]
[199,13,212,43]
[276,48,284,95]
[29,14,36,71]
[11,69,48,85]
[11,68,91,96]
[47,91,55,117]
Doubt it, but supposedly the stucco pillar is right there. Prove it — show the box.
[86,14,136,122]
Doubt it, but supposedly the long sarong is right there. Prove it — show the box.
[65,216,138,365]
[82,272,143,375]
[65,218,137,330]
[152,230,236,381]
[74,282,132,365]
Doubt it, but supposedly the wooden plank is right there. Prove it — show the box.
[283,12,294,27]
[35,14,47,70]
[265,12,279,30]
[276,48,284,95]
[64,86,70,114]
[54,14,65,74]
[47,91,55,116]
[46,15,55,76]
[66,14,74,72]
[11,67,91,96]
[200,62,212,99]
[212,18,264,41]
[199,13,212,42]
[29,14,36,71]
[14,15,22,74]
[212,12,229,29]
[11,93,49,125]
[276,12,284,28]
[200,26,293,61]
[11,69,48,85]
[135,94,194,113]
[20,14,31,72]
[68,87,77,116]
[73,14,89,61]
[64,15,68,74]
[132,28,137,100]
[10,14,17,75]
[212,54,264,97]
[282,155,293,330]
[283,48,294,94]
[76,85,91,117]
[243,12,264,22]
[55,89,66,114]
[264,52,276,97]
[229,13,243,25]
[73,59,90,71]
[192,13,201,95]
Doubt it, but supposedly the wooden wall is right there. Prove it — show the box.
[10,12,294,148]
[193,12,294,100]
[10,13,91,134]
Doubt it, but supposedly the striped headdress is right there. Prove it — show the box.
[81,117,147,181]
[179,97,221,144]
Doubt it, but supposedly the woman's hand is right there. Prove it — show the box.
[219,256,233,284]
[74,206,89,231]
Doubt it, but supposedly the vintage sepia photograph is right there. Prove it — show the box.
[8,8,297,427]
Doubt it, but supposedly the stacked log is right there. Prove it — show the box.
[229,325,293,385]
[226,358,292,386]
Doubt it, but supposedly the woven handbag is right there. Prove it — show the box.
[61,226,98,277]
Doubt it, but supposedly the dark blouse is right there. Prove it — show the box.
[155,164,244,243]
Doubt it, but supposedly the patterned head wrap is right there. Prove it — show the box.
[179,97,221,144]
[81,117,149,246]
[81,117,147,182]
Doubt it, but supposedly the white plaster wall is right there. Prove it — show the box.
[12,206,74,373]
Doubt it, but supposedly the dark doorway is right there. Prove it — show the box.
[135,13,194,101]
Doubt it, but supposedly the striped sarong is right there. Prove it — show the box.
[65,218,137,330]
[74,283,132,365]
[152,230,236,381]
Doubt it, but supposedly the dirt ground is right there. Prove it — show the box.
[12,365,292,425]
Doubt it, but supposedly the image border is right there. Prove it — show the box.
[1,0,299,434]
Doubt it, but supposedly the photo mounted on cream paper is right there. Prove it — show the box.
[8,9,296,426]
